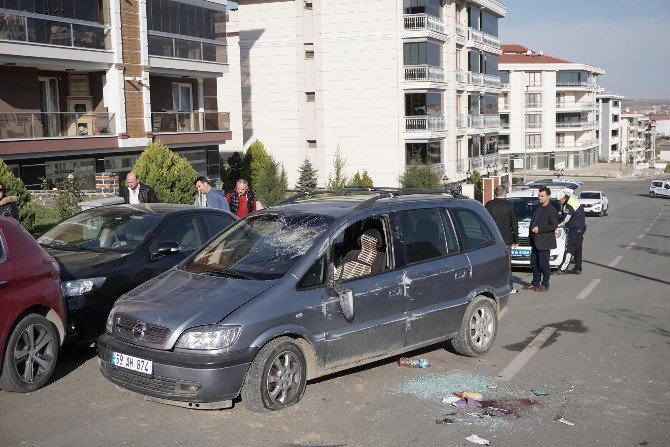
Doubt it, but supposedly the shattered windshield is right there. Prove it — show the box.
[184,213,333,280]
[509,198,563,222]
[38,208,160,253]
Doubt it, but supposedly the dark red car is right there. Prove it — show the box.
[0,217,65,392]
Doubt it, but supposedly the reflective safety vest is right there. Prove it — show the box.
[562,195,586,230]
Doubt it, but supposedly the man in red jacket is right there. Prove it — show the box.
[226,179,256,218]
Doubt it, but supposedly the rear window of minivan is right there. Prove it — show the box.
[450,208,495,251]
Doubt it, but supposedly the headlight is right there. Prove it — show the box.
[175,325,241,350]
[61,277,106,297]
[106,309,116,334]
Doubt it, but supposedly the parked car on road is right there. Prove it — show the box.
[0,218,65,392]
[649,180,670,198]
[37,204,237,344]
[526,179,582,194]
[98,191,510,412]
[506,188,567,269]
[579,190,609,216]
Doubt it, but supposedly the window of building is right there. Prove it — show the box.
[304,1,313,10]
[526,134,542,149]
[405,92,442,116]
[481,10,498,36]
[306,92,315,102]
[612,129,619,137]
[468,93,480,115]
[468,50,479,72]
[499,70,509,84]
[405,141,441,164]
[525,114,542,128]
[481,94,498,115]
[525,92,541,107]
[613,114,619,123]
[482,52,498,76]
[403,41,441,67]
[147,0,226,41]
[403,0,441,18]
[467,5,480,30]
[307,140,317,148]
[557,70,589,85]
[524,72,542,87]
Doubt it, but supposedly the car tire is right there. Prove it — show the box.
[451,296,498,357]
[604,205,609,216]
[0,314,59,393]
[598,209,604,217]
[650,191,656,198]
[242,336,307,412]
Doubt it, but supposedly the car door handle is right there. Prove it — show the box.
[455,270,468,281]
[0,280,8,289]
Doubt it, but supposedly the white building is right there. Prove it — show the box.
[498,45,604,173]
[621,112,646,163]
[224,0,506,187]
[596,93,624,162]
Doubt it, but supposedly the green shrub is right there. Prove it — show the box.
[398,157,442,189]
[47,175,84,220]
[133,140,197,204]
[0,158,35,229]
[349,170,373,188]
[326,146,348,189]
[665,164,670,174]
[255,156,288,207]
[242,140,271,189]
[296,158,318,191]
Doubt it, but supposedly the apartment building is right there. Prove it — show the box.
[621,111,647,163]
[0,0,231,190]
[498,45,603,173]
[596,92,623,162]
[226,0,506,187]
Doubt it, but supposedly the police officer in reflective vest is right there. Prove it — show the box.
[556,189,586,275]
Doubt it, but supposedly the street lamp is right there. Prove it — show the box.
[215,178,224,191]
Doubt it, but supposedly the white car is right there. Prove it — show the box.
[506,188,568,269]
[579,191,609,216]
[649,180,670,198]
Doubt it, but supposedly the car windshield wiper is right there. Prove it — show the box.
[203,269,253,280]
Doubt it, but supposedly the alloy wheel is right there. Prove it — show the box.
[469,306,495,349]
[13,323,56,385]
[266,350,302,406]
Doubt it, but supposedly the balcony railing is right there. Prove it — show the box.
[457,158,466,173]
[405,115,446,131]
[525,102,542,108]
[455,22,466,37]
[526,142,542,149]
[466,72,501,88]
[555,139,598,149]
[468,114,500,128]
[556,82,599,89]
[148,33,227,63]
[525,121,542,129]
[0,112,115,140]
[467,27,500,48]
[483,74,501,88]
[403,14,445,34]
[500,121,510,129]
[457,114,466,128]
[556,121,598,128]
[151,111,230,133]
[461,153,501,172]
[0,10,110,50]
[498,143,510,150]
[456,69,467,84]
[404,65,445,83]
[556,102,598,110]
[468,71,483,86]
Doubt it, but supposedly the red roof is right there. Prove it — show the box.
[501,44,529,54]
[500,43,573,64]
[649,115,670,121]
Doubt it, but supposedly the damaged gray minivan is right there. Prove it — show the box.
[97,191,511,412]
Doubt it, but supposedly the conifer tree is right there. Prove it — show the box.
[296,158,318,191]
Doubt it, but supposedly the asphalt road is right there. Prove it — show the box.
[1,178,669,447]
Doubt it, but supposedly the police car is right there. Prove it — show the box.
[506,188,567,269]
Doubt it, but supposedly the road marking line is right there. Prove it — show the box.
[497,327,556,382]
[638,234,644,239]
[626,242,637,250]
[608,256,623,267]
[576,279,602,300]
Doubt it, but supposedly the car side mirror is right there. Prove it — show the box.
[338,288,355,322]
[152,241,181,261]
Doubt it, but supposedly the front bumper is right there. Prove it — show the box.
[97,333,254,408]
[65,293,114,343]
[511,246,564,268]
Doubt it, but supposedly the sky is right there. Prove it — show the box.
[500,0,670,99]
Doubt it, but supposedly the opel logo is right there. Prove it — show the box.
[132,322,147,339]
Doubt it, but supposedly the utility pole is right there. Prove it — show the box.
[523,84,528,184]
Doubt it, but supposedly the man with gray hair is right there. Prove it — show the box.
[485,184,519,293]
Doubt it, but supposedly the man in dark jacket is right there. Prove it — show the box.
[528,186,559,292]
[123,171,159,204]
[226,179,256,218]
[485,185,519,293]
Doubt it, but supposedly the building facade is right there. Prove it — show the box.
[621,112,646,163]
[596,92,623,162]
[0,0,231,190]
[498,45,604,173]
[226,0,506,187]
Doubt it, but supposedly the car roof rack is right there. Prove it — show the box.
[274,187,466,210]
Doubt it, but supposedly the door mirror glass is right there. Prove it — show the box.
[152,241,181,260]
[338,288,355,322]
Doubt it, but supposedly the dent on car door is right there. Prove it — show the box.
[393,208,471,347]
[321,215,407,369]
[150,215,204,276]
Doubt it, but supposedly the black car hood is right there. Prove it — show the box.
[44,247,127,280]
[113,269,278,349]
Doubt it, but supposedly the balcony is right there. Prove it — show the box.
[556,102,598,111]
[0,112,115,140]
[467,72,501,89]
[556,82,599,90]
[403,14,446,34]
[455,22,466,38]
[405,115,446,131]
[555,139,598,149]
[525,102,542,109]
[0,10,110,50]
[498,143,510,151]
[526,142,543,149]
[556,121,598,129]
[457,114,466,128]
[456,69,467,84]
[152,111,230,133]
[404,65,445,83]
[458,153,501,173]
[148,34,227,64]
[468,114,500,129]
[467,27,500,49]
[525,121,542,129]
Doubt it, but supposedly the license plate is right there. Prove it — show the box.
[511,248,531,257]
[111,352,153,376]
